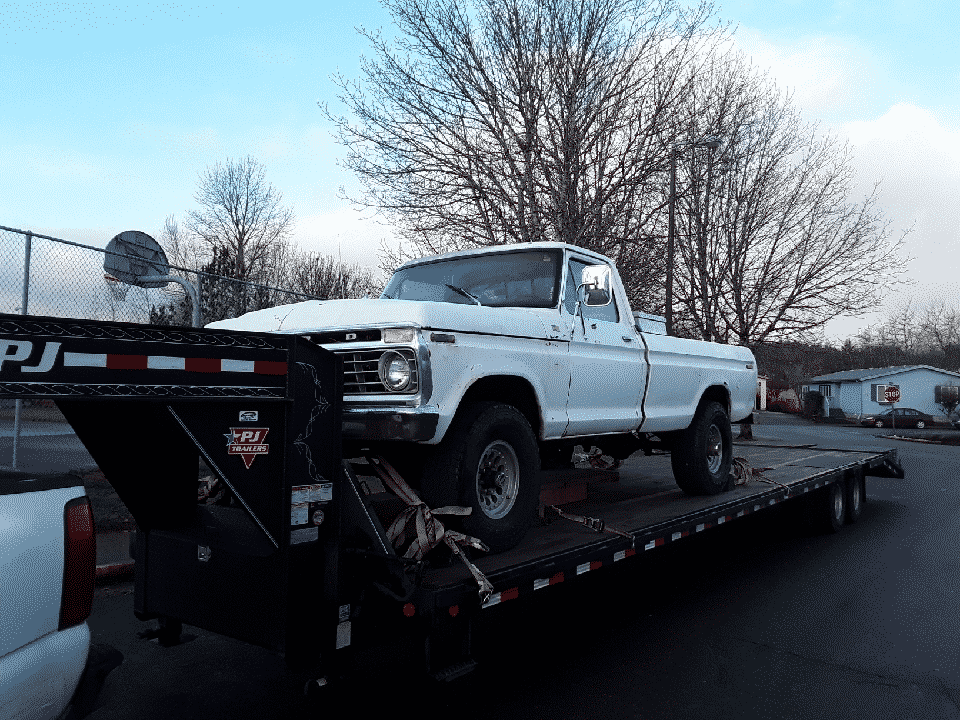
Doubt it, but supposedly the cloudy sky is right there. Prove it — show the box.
[2,0,957,340]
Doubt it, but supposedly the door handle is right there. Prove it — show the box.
[622,335,633,342]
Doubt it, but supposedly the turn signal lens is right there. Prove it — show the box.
[382,327,416,343]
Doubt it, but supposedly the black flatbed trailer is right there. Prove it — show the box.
[0,314,904,687]
[353,440,903,677]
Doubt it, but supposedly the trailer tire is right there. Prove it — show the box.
[671,401,732,496]
[823,481,846,533]
[845,473,865,524]
[422,402,540,553]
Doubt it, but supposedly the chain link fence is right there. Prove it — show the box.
[0,223,323,468]
[0,224,321,325]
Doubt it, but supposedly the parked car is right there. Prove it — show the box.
[860,408,934,429]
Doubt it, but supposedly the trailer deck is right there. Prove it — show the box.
[362,441,902,617]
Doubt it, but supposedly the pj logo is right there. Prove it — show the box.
[225,427,270,469]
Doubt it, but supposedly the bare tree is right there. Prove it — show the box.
[669,51,908,347]
[186,156,295,314]
[287,250,382,299]
[326,0,722,311]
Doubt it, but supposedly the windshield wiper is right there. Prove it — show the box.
[445,284,481,306]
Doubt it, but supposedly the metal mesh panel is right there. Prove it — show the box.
[0,225,320,326]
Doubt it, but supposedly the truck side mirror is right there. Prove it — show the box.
[580,265,612,307]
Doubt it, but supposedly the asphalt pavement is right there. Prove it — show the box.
[77,414,960,719]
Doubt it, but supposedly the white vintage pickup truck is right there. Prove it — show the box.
[210,242,757,551]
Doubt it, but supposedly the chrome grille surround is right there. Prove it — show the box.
[335,347,419,395]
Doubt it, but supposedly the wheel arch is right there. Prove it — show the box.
[457,375,542,437]
[697,384,731,417]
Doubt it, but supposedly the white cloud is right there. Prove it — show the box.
[730,29,884,121]
[729,27,960,342]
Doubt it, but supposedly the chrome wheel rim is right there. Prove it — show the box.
[706,424,723,474]
[476,440,520,519]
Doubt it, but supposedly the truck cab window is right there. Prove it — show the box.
[381,250,562,308]
[563,258,619,323]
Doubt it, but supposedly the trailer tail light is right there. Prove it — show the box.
[59,496,96,630]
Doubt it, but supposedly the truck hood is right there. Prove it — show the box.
[207,299,555,340]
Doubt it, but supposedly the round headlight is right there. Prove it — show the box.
[378,351,412,392]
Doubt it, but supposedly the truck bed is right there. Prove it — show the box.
[381,442,902,613]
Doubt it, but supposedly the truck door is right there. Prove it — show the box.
[562,256,645,436]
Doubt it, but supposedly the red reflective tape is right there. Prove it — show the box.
[550,571,564,585]
[680,531,690,538]
[500,587,519,602]
[185,357,221,373]
[623,548,636,558]
[107,354,147,369]
[654,538,665,547]
[254,360,287,375]
[590,560,602,571]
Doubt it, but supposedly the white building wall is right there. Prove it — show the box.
[838,383,862,417]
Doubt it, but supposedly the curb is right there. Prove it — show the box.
[95,561,135,586]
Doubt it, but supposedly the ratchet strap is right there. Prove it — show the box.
[366,456,494,603]
[731,457,789,492]
[546,505,634,546]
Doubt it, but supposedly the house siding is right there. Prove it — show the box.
[838,382,861,416]
[856,368,958,418]
[804,367,960,419]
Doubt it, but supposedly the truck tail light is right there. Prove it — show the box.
[59,496,96,630]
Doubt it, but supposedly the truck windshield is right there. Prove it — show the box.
[381,250,562,308]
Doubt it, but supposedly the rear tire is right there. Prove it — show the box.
[822,482,846,533]
[845,473,865,524]
[422,402,540,553]
[671,401,732,495]
[916,420,926,429]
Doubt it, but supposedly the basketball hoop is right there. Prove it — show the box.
[104,274,129,301]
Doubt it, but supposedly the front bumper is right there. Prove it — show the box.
[342,405,440,442]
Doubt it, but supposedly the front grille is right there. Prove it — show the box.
[335,348,418,395]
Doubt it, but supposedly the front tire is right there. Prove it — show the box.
[671,401,732,495]
[422,402,540,553]
[875,420,884,428]
[916,420,926,429]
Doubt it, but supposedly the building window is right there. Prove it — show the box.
[818,384,832,397]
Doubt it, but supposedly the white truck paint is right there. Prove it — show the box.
[0,480,90,720]
[210,242,757,551]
